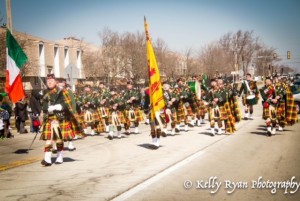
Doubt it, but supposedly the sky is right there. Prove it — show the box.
[1,0,300,70]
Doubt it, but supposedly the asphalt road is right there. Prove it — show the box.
[0,102,299,201]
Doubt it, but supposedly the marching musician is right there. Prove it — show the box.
[173,78,191,132]
[162,82,177,136]
[96,82,111,133]
[195,75,209,126]
[40,74,78,166]
[226,80,242,125]
[56,78,83,151]
[80,85,98,135]
[280,77,298,127]
[107,88,125,139]
[260,77,278,136]
[238,73,259,120]
[123,81,143,134]
[273,76,287,131]
[208,79,227,135]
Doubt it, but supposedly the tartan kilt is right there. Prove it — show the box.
[95,120,105,133]
[40,117,75,141]
[224,102,235,133]
[70,113,84,136]
[108,110,126,125]
[262,104,277,120]
[124,108,144,122]
[219,105,228,120]
[186,105,194,116]
[82,110,95,125]
[286,92,298,125]
[176,101,186,122]
[230,97,242,122]
[276,102,286,119]
[262,106,269,120]
[76,112,86,129]
[197,100,208,115]
[97,107,110,119]
[191,99,199,114]
[242,95,247,106]
[92,110,100,122]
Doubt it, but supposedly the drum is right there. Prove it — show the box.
[246,94,257,105]
[187,81,201,100]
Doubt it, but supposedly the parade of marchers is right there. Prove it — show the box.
[1,70,299,167]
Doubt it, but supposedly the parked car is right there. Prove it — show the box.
[291,79,300,114]
[294,93,300,114]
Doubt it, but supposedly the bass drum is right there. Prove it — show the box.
[187,81,201,100]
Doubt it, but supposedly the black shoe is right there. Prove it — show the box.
[68,147,76,151]
[188,123,194,127]
[41,160,52,166]
[52,149,57,154]
[267,131,272,137]
[108,135,113,140]
[162,132,167,137]
[175,128,180,133]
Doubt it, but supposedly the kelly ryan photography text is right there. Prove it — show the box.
[183,176,300,195]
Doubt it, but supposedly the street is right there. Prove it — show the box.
[0,102,300,201]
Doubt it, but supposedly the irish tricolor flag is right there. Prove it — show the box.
[5,29,28,103]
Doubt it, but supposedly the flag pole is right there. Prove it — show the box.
[6,0,13,33]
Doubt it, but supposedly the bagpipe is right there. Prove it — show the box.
[259,85,275,108]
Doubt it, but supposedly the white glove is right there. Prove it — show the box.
[48,105,55,113]
[54,104,63,111]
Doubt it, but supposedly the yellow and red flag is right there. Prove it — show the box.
[144,17,165,120]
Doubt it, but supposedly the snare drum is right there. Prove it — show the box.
[246,94,257,105]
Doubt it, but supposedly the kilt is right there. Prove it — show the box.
[97,107,110,119]
[124,108,144,122]
[229,97,241,122]
[197,100,208,116]
[40,116,75,141]
[186,105,194,116]
[176,101,186,122]
[276,102,286,119]
[108,110,126,125]
[262,104,277,120]
[70,113,85,136]
[82,110,95,124]
[224,102,235,133]
[76,112,86,129]
[92,110,100,122]
[219,105,228,121]
[95,120,105,133]
[285,91,298,125]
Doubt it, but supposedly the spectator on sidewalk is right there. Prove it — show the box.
[14,98,29,134]
[0,96,13,138]
[28,90,42,133]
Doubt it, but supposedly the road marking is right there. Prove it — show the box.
[111,149,206,201]
[111,117,257,201]
[0,157,41,171]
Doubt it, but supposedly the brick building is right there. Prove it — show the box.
[0,27,98,93]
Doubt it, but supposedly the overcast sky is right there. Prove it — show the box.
[1,0,299,70]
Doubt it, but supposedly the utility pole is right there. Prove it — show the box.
[6,0,13,33]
